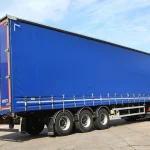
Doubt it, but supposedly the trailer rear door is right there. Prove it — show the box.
[0,21,10,115]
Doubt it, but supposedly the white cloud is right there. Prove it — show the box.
[0,0,70,22]
[71,0,97,10]
[68,0,150,52]
[0,0,150,52]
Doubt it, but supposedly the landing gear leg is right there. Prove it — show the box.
[9,117,14,129]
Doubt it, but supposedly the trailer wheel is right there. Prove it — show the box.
[54,111,73,136]
[75,110,93,133]
[94,108,109,130]
[26,118,44,135]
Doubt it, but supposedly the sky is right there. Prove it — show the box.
[0,0,150,53]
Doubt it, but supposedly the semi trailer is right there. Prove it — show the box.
[0,15,150,136]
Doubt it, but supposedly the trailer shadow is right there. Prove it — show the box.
[0,118,150,142]
[110,118,150,127]
[0,128,48,142]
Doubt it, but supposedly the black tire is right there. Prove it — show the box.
[94,108,110,130]
[54,111,73,136]
[26,117,44,135]
[75,110,93,133]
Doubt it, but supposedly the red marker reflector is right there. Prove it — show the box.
[146,107,150,112]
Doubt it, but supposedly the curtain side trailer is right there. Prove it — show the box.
[0,15,150,136]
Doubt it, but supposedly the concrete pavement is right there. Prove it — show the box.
[0,119,150,150]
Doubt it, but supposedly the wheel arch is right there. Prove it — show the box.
[53,110,74,124]
[76,107,94,121]
[95,106,110,118]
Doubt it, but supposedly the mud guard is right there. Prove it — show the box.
[47,117,55,136]
[21,117,27,134]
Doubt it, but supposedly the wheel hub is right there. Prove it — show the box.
[81,114,91,128]
[100,113,108,125]
[59,116,70,131]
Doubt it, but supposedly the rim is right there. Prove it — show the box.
[100,113,108,125]
[81,114,91,128]
[59,116,70,131]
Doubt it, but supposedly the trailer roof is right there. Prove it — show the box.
[1,14,149,56]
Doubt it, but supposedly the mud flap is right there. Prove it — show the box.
[21,117,27,134]
[47,117,54,136]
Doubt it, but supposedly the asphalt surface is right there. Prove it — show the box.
[0,118,150,150]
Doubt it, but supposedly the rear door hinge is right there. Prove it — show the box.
[4,22,8,26]
[5,75,10,79]
[5,48,9,52]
